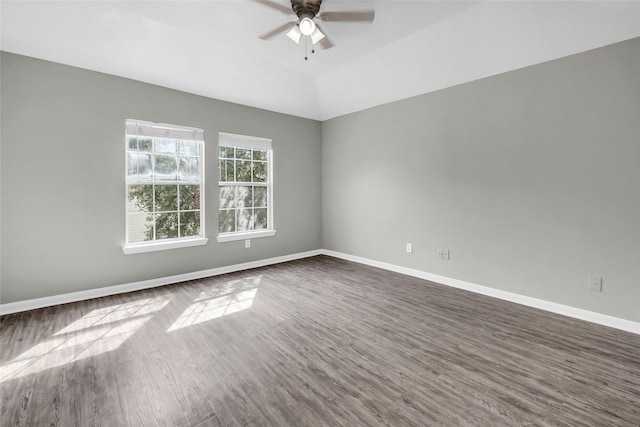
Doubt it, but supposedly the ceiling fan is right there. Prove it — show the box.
[257,0,375,50]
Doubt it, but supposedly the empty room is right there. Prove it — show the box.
[1,1,639,425]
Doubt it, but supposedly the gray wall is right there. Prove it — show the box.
[322,38,640,322]
[3,39,639,323]
[1,52,322,304]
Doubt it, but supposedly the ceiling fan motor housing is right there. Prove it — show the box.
[291,0,322,19]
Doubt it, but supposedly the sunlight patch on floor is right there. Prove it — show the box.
[0,296,171,382]
[167,275,261,332]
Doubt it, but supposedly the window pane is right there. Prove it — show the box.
[155,213,179,239]
[219,159,234,182]
[219,209,235,233]
[127,137,152,152]
[155,185,178,212]
[128,213,154,242]
[255,208,268,230]
[237,186,253,208]
[128,185,153,214]
[236,148,251,160]
[180,185,200,210]
[237,208,253,231]
[236,160,251,182]
[127,153,138,177]
[137,154,152,178]
[179,157,199,181]
[219,186,235,209]
[155,138,177,154]
[252,149,267,161]
[219,146,234,159]
[180,212,200,237]
[179,141,199,156]
[252,161,267,183]
[254,187,267,208]
[127,153,151,179]
[139,139,152,152]
[154,155,178,180]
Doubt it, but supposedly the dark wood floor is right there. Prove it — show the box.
[1,255,639,426]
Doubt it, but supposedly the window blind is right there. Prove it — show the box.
[219,132,272,150]
[126,119,204,141]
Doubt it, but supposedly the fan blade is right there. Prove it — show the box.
[259,22,297,40]
[318,11,375,22]
[315,23,333,49]
[318,36,333,49]
[255,0,294,15]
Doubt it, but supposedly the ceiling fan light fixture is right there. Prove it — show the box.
[299,17,316,36]
[310,27,325,45]
[286,25,302,44]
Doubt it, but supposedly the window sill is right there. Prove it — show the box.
[123,237,209,254]
[216,229,277,243]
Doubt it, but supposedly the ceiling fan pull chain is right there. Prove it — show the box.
[304,37,309,61]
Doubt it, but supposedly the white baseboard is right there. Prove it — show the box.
[0,250,322,316]
[2,248,638,335]
[320,249,640,335]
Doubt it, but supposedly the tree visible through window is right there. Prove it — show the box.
[126,120,205,245]
[218,132,272,236]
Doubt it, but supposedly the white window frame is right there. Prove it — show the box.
[217,132,276,243]
[123,119,208,254]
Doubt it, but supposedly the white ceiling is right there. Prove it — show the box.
[2,1,639,121]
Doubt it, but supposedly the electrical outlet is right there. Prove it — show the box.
[437,249,450,260]
[245,239,251,249]
[588,276,602,292]
[406,243,413,253]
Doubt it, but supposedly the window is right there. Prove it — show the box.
[217,132,275,242]
[124,119,207,254]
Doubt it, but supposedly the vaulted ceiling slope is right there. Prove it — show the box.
[2,1,639,121]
